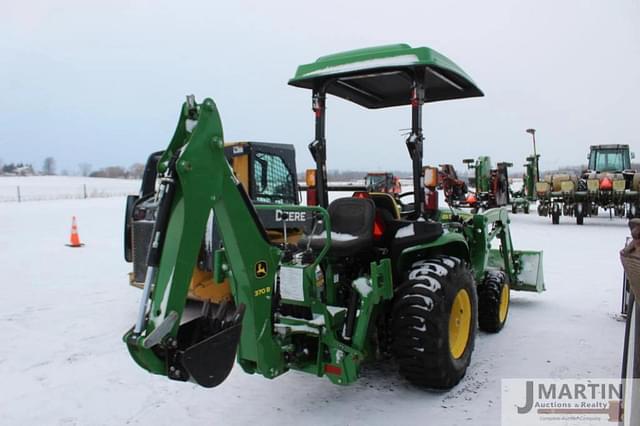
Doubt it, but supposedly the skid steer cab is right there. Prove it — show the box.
[124,141,302,303]
[124,43,544,391]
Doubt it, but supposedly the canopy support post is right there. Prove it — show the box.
[407,73,425,217]
[309,89,329,208]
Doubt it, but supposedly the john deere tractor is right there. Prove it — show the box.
[124,44,544,390]
[536,144,639,224]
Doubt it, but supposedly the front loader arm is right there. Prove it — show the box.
[464,207,545,293]
[125,97,285,384]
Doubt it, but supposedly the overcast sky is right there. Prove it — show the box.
[2,0,639,174]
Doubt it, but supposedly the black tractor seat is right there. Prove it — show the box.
[299,197,376,257]
[389,219,444,268]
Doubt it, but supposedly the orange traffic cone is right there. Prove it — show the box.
[66,216,84,248]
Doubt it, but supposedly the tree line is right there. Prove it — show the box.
[0,156,145,179]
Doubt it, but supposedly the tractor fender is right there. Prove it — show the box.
[396,232,469,273]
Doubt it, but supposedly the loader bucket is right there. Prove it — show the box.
[512,250,545,293]
[174,304,245,388]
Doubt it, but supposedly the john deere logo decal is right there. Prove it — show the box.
[255,261,268,278]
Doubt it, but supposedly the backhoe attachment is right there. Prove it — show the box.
[124,96,282,387]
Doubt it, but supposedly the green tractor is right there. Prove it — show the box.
[536,144,639,224]
[124,44,544,390]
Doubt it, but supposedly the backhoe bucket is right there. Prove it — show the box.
[512,250,545,293]
[173,303,245,388]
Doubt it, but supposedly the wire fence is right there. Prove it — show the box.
[0,178,141,203]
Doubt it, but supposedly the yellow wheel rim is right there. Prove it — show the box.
[499,283,510,323]
[449,289,472,359]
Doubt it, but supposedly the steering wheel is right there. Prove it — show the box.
[397,191,415,203]
[397,191,416,216]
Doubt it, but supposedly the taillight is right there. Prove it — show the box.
[600,177,612,190]
[423,166,439,188]
[425,188,438,211]
[306,188,317,206]
[305,169,316,188]
[466,194,477,204]
[353,191,369,199]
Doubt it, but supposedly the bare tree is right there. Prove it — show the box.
[97,166,127,178]
[128,163,145,179]
[42,157,56,175]
[78,162,92,177]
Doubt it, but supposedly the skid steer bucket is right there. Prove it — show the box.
[171,303,245,388]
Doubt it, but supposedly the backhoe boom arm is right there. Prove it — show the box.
[125,98,285,383]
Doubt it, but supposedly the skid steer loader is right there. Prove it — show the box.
[124,43,544,390]
[124,142,300,302]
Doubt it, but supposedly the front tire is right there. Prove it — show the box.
[478,271,509,332]
[391,256,477,389]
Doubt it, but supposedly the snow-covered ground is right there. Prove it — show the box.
[0,191,629,425]
[0,176,141,202]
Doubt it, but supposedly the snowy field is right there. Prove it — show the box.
[0,187,629,425]
[0,176,141,202]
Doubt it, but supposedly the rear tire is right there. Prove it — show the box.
[477,271,509,333]
[391,256,477,389]
[576,203,584,225]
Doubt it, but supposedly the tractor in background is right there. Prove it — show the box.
[364,172,402,195]
[509,154,540,214]
[536,144,639,224]
[124,44,544,391]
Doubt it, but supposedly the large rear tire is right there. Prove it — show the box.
[478,271,509,332]
[391,256,477,389]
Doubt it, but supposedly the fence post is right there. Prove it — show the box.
[17,186,21,202]
[83,184,87,199]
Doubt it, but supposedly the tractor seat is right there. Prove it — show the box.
[300,197,376,257]
[389,220,444,264]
